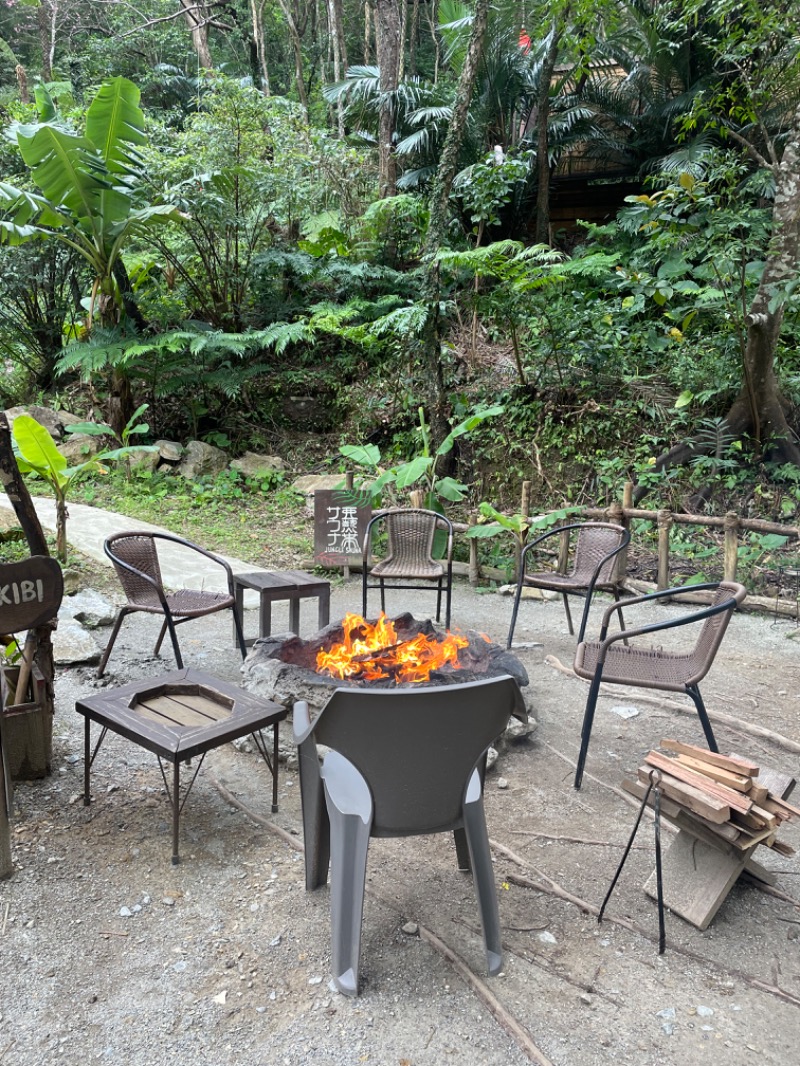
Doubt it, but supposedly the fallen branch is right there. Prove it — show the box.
[495,846,800,1009]
[510,830,646,849]
[545,654,800,755]
[209,768,552,1065]
[206,772,303,852]
[417,922,555,1066]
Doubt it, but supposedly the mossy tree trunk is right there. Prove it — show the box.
[419,0,491,457]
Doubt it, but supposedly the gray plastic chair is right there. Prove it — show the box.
[294,675,526,996]
[572,580,747,789]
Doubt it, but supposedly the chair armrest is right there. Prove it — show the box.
[293,700,314,745]
[152,532,236,592]
[595,581,721,640]
[593,590,740,662]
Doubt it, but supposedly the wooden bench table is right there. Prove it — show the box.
[233,570,331,646]
[76,668,288,864]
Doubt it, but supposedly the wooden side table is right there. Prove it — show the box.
[76,668,288,864]
[233,570,331,646]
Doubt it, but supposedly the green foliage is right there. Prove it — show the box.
[340,404,504,508]
[11,412,155,561]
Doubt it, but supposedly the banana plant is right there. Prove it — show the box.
[466,501,580,578]
[11,414,155,562]
[340,404,504,509]
[0,77,184,328]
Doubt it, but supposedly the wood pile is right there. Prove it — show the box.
[624,739,799,857]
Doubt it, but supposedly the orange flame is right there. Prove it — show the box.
[316,612,468,684]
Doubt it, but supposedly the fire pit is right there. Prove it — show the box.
[241,613,536,748]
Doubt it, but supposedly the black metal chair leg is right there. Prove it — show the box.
[445,582,451,631]
[435,580,442,623]
[163,612,184,669]
[687,685,718,752]
[232,603,247,660]
[507,581,524,649]
[154,618,169,656]
[362,569,368,620]
[562,592,574,635]
[97,607,132,678]
[574,666,604,790]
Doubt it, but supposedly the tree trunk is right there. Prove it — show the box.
[181,0,214,69]
[276,0,309,109]
[534,23,563,245]
[37,2,54,82]
[634,104,800,504]
[327,0,345,135]
[0,414,57,729]
[374,0,401,198]
[250,0,271,93]
[419,0,491,453]
[727,105,800,467]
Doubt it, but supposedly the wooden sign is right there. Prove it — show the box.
[314,488,371,567]
[0,556,63,633]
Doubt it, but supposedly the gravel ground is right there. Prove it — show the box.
[2,577,800,1066]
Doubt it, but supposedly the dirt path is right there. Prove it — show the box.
[2,579,799,1065]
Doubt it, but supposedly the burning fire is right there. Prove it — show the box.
[316,612,469,684]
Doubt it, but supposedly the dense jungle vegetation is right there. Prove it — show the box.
[1,0,800,580]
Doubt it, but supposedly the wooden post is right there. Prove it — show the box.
[617,481,634,582]
[468,511,480,586]
[344,471,354,581]
[657,508,673,590]
[0,414,57,727]
[724,511,740,582]
[515,480,532,580]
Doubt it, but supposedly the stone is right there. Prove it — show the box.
[401,922,418,936]
[230,452,287,479]
[497,584,558,601]
[290,474,347,496]
[125,447,160,474]
[60,590,117,628]
[57,434,107,465]
[177,440,229,480]
[4,405,79,441]
[52,617,101,665]
[155,439,183,462]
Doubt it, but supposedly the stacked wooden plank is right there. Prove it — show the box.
[624,739,799,856]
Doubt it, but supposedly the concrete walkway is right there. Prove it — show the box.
[0,495,268,597]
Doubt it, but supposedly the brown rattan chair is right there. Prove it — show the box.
[97,532,247,677]
[507,521,630,648]
[362,508,454,628]
[572,580,747,789]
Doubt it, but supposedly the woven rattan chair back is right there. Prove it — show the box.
[109,534,165,609]
[570,524,627,587]
[362,508,454,628]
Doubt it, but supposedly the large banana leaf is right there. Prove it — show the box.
[16,127,111,222]
[12,415,68,489]
[85,77,146,178]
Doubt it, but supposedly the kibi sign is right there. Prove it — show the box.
[0,557,63,633]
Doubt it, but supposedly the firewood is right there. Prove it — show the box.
[731,806,778,832]
[661,738,759,776]
[624,778,739,838]
[636,766,731,824]
[673,753,753,792]
[644,751,753,814]
[762,795,800,820]
[766,840,796,858]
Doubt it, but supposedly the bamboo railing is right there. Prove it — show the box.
[461,481,800,619]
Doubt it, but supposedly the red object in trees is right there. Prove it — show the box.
[519,30,531,53]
